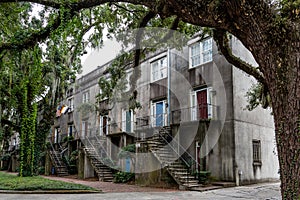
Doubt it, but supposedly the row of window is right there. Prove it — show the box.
[151,37,213,82]
[68,88,213,138]
[65,38,213,111]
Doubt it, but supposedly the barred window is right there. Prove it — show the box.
[253,140,262,165]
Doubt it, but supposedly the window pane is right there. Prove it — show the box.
[190,43,200,67]
[202,38,212,63]
[151,57,167,81]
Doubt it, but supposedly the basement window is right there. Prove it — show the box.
[253,140,262,166]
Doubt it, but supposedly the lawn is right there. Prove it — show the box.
[0,171,98,191]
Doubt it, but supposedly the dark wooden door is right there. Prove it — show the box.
[197,90,208,119]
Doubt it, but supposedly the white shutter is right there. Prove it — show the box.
[207,87,213,119]
[122,110,126,131]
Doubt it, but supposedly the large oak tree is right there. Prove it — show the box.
[0,0,299,198]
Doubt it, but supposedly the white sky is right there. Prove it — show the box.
[79,38,122,77]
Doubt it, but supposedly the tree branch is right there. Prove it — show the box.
[69,19,102,64]
[0,0,154,10]
[1,119,20,131]
[134,10,156,67]
[0,0,62,8]
[111,3,143,18]
[0,15,62,53]
[213,29,267,86]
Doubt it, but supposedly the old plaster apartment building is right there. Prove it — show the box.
[50,34,279,188]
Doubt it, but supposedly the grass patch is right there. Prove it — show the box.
[0,171,98,191]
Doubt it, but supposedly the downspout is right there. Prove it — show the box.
[167,49,171,126]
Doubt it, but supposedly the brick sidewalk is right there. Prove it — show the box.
[42,175,179,193]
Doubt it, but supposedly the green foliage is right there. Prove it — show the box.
[63,150,78,175]
[1,153,11,161]
[118,144,136,159]
[245,83,271,111]
[0,171,98,191]
[194,171,211,184]
[62,135,74,143]
[113,171,135,183]
[69,150,79,163]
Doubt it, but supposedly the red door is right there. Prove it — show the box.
[197,90,208,119]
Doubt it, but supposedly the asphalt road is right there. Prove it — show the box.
[0,182,281,200]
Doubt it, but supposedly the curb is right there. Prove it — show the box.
[0,190,102,194]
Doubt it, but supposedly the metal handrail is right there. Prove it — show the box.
[94,135,114,165]
[82,135,114,180]
[163,130,198,170]
[157,129,191,186]
[136,113,168,128]
[136,104,217,128]
[158,127,200,186]
[48,139,63,169]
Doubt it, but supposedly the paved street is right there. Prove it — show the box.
[0,182,281,200]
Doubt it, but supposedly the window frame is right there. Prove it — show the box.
[122,109,134,133]
[68,97,74,112]
[151,56,168,82]
[252,139,262,166]
[82,91,90,103]
[125,70,133,92]
[81,121,89,138]
[99,115,109,136]
[189,37,213,68]
[68,124,74,137]
[151,100,167,127]
[190,87,213,120]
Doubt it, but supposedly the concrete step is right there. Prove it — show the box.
[168,167,187,172]
[182,183,202,188]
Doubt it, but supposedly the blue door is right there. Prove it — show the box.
[125,158,131,172]
[156,102,164,126]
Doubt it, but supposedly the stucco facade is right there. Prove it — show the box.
[51,35,279,185]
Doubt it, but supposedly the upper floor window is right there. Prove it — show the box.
[68,98,74,112]
[68,124,74,137]
[82,91,90,103]
[125,70,133,92]
[122,109,134,133]
[189,38,212,68]
[151,56,167,82]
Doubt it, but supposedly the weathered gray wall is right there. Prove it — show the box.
[231,37,279,184]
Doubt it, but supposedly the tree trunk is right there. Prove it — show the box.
[265,42,300,198]
[272,96,300,199]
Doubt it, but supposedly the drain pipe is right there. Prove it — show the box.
[167,48,171,126]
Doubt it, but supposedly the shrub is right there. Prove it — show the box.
[113,171,134,183]
[1,153,11,161]
[195,171,211,184]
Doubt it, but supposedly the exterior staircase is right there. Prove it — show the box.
[82,135,114,182]
[49,149,69,176]
[146,126,201,189]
